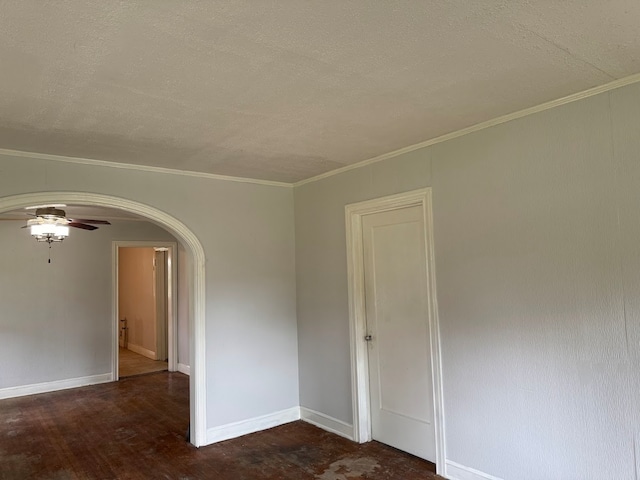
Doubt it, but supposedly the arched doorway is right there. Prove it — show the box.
[0,192,206,447]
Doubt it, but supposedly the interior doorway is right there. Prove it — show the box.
[113,242,178,379]
[345,188,445,474]
[0,192,206,447]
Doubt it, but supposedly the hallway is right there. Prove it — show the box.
[118,347,168,377]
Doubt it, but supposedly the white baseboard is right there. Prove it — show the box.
[177,363,190,376]
[126,343,156,360]
[0,373,112,400]
[300,407,354,440]
[206,406,301,445]
[445,460,503,480]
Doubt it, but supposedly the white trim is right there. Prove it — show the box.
[295,72,640,187]
[445,460,503,480]
[0,148,291,189]
[125,343,157,360]
[166,245,178,372]
[0,373,112,400]
[0,192,207,448]
[300,407,354,440]
[177,363,191,376]
[206,407,301,444]
[345,188,446,475]
[154,249,168,363]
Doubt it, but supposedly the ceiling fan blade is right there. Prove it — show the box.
[68,222,98,231]
[69,218,111,225]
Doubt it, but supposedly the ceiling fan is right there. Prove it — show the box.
[21,205,111,263]
[23,205,111,243]
[27,206,111,230]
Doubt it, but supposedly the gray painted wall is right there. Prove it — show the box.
[0,158,299,430]
[0,219,174,389]
[4,79,640,478]
[294,81,640,479]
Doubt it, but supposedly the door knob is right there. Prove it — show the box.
[364,334,373,341]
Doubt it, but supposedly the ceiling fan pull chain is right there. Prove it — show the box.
[48,242,51,264]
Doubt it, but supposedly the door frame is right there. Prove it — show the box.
[113,241,178,377]
[345,188,445,473]
[154,247,169,363]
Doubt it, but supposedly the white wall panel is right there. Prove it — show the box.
[430,91,631,479]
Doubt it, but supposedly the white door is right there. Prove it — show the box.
[362,205,436,461]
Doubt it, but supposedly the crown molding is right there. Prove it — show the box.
[294,72,640,187]
[0,148,292,188]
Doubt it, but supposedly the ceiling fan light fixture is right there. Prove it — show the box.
[28,219,69,242]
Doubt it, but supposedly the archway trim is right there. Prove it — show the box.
[0,192,207,447]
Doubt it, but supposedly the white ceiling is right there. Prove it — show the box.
[0,1,638,183]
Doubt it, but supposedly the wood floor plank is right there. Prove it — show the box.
[0,372,444,479]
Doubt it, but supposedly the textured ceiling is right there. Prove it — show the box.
[0,1,638,183]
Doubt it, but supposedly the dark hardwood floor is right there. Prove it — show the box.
[0,372,443,479]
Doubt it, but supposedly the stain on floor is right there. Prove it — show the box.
[316,456,380,479]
